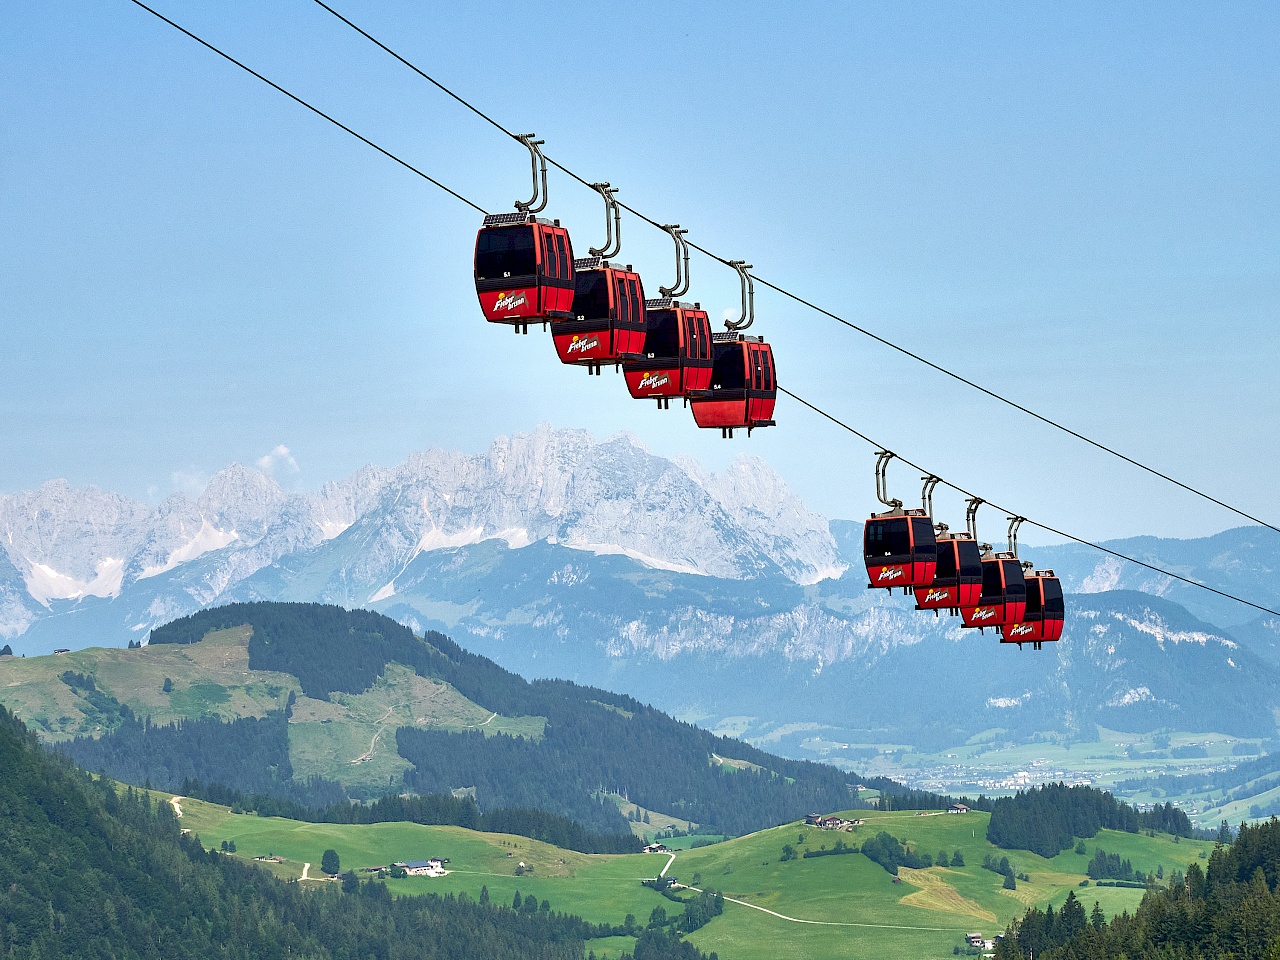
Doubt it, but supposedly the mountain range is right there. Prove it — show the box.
[0,425,839,648]
[4,426,1279,754]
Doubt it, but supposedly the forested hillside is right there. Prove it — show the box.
[995,817,1280,959]
[70,603,856,838]
[64,710,349,807]
[0,703,713,960]
[987,783,1195,857]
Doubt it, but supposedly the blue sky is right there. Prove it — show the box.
[2,0,1277,542]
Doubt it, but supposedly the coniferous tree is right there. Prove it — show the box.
[1089,900,1105,931]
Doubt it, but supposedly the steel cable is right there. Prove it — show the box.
[309,0,1279,537]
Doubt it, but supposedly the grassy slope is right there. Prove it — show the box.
[0,627,295,736]
[172,797,1215,960]
[176,794,674,933]
[603,791,699,838]
[0,630,541,794]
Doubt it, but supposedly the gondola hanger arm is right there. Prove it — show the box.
[588,183,622,259]
[514,134,548,214]
[874,451,903,511]
[1007,516,1026,558]
[724,260,754,331]
[658,225,690,299]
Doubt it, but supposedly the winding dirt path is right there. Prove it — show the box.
[300,862,311,881]
[169,796,184,818]
[353,707,396,763]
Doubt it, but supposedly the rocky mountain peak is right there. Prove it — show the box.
[197,464,289,534]
[1,428,844,640]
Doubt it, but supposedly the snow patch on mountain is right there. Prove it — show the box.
[24,556,124,604]
[138,519,238,579]
[988,694,1031,708]
[1106,686,1157,707]
[568,543,703,576]
[1080,556,1124,593]
[1112,611,1235,649]
[606,595,942,665]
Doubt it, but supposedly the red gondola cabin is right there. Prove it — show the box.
[474,213,575,330]
[959,553,1027,630]
[551,257,647,371]
[688,333,777,436]
[622,299,714,405]
[914,532,983,613]
[864,513,938,591]
[999,570,1064,648]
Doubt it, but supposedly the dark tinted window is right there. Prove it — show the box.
[763,351,774,389]
[555,232,570,279]
[864,518,911,559]
[1044,578,1065,615]
[1024,578,1044,616]
[629,279,642,321]
[476,226,536,280]
[981,559,1004,600]
[542,233,557,279]
[643,310,680,356]
[934,540,958,579]
[1002,561,1026,598]
[692,314,710,359]
[573,269,610,319]
[711,343,746,390]
[616,277,630,324]
[956,539,983,579]
[911,518,937,558]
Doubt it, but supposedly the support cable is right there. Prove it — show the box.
[777,386,1280,620]
[120,1,1280,600]
[309,0,1278,536]
[126,0,488,215]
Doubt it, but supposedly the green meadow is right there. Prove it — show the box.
[172,797,1215,960]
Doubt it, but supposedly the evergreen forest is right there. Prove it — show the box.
[986,782,1195,857]
[995,817,1280,959]
[0,703,715,960]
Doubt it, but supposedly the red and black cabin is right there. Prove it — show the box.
[550,257,647,372]
[474,213,575,330]
[1000,570,1064,648]
[914,532,983,613]
[864,512,938,591]
[959,553,1027,630]
[688,333,777,436]
[622,298,714,406]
